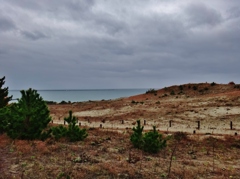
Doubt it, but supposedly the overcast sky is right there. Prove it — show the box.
[1,0,240,90]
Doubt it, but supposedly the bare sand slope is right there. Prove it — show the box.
[49,83,240,135]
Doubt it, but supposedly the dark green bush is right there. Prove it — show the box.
[193,86,198,90]
[142,126,167,153]
[131,120,167,153]
[179,85,183,91]
[65,111,88,142]
[0,76,12,108]
[6,88,51,140]
[0,107,9,134]
[0,76,12,133]
[170,90,175,95]
[130,120,144,149]
[211,82,216,86]
[51,111,88,142]
[51,125,68,140]
[146,89,157,95]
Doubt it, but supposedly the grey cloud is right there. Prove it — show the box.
[21,30,48,40]
[184,3,223,27]
[0,16,16,32]
[1,0,240,90]
[227,7,240,19]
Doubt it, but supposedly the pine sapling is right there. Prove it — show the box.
[130,120,144,149]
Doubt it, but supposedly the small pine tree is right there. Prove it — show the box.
[51,111,88,142]
[142,126,167,153]
[51,125,68,140]
[0,76,12,108]
[65,111,88,142]
[0,76,12,133]
[6,88,51,140]
[130,120,144,149]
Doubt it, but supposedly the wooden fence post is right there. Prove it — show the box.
[197,121,200,130]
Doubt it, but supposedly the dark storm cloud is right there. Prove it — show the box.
[1,0,240,89]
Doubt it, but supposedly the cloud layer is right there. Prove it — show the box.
[1,0,240,89]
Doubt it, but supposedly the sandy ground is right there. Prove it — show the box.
[49,83,240,136]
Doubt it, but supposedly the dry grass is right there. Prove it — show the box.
[0,129,240,179]
[1,83,240,178]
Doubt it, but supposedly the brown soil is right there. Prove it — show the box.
[1,82,240,178]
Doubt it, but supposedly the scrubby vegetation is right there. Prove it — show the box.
[0,76,12,133]
[131,120,167,153]
[51,111,88,142]
[5,88,51,140]
[146,88,157,95]
[1,78,240,178]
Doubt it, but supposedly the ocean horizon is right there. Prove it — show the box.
[9,88,148,103]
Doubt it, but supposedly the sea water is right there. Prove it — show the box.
[9,89,148,103]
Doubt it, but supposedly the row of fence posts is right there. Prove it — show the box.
[56,119,237,135]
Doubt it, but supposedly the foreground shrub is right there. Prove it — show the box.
[51,111,88,142]
[51,125,68,140]
[0,76,12,108]
[131,120,167,153]
[130,120,144,149]
[0,76,12,133]
[6,88,51,140]
[142,126,167,153]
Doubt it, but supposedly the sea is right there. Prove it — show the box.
[9,89,148,103]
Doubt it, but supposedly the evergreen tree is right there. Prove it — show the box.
[142,126,167,153]
[131,120,168,153]
[51,125,68,140]
[0,76,12,108]
[51,111,88,142]
[6,88,51,140]
[65,111,88,142]
[130,120,144,149]
[0,76,12,133]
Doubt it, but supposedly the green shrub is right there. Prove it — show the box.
[0,107,9,134]
[0,76,12,108]
[211,82,216,86]
[179,85,183,91]
[193,86,198,90]
[130,120,167,153]
[146,89,157,95]
[51,111,88,142]
[6,88,51,140]
[130,120,144,149]
[170,90,175,95]
[142,126,167,153]
[51,125,68,140]
[65,111,88,142]
[0,76,12,133]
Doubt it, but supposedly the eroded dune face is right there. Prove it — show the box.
[49,83,240,135]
